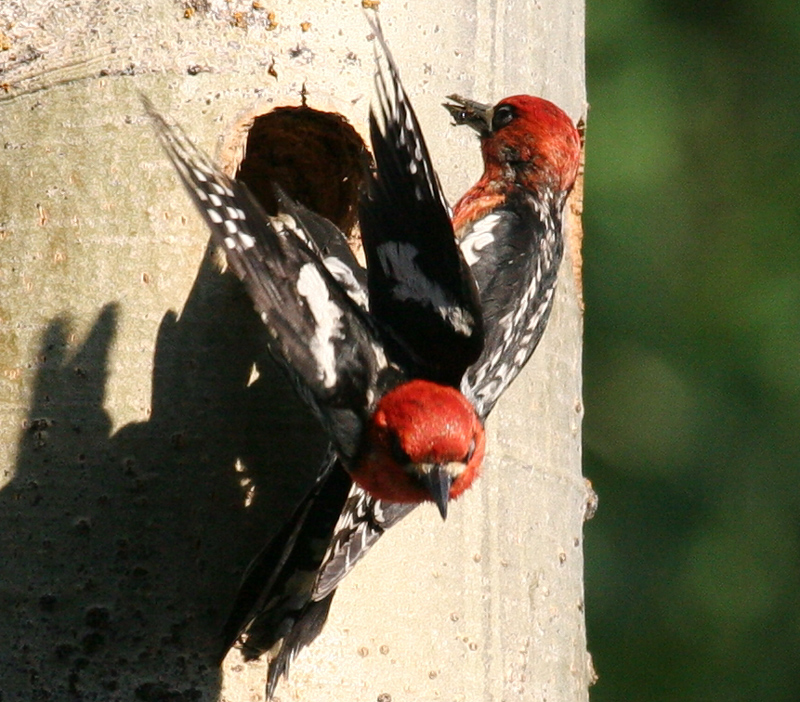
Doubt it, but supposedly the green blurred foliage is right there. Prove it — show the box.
[584,1,800,700]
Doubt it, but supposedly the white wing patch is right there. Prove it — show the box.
[296,263,345,389]
[460,214,500,266]
[377,241,475,336]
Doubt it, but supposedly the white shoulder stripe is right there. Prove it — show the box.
[460,213,500,266]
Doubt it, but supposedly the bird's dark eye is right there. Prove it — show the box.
[492,104,516,131]
[389,433,411,466]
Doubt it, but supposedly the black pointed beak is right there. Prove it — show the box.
[420,464,453,520]
[443,94,493,134]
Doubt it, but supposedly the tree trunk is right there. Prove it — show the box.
[0,1,591,700]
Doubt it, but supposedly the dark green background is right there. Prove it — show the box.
[583,2,800,700]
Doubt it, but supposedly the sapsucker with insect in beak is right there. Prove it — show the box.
[443,92,582,418]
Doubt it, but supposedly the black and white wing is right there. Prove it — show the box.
[359,18,484,387]
[217,452,347,696]
[459,193,564,420]
[218,450,412,699]
[146,100,391,460]
[312,485,413,600]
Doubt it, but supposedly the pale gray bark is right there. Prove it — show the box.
[0,1,591,700]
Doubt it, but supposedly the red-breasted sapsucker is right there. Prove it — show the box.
[147,16,580,700]
[445,92,582,416]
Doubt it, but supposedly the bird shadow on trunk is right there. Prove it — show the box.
[0,243,326,701]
